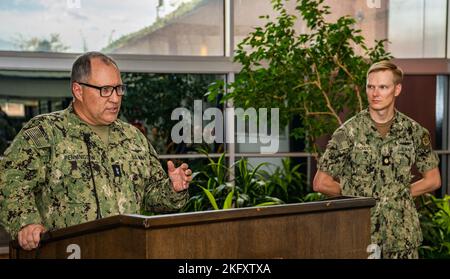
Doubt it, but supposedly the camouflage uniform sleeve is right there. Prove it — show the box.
[0,125,49,238]
[144,141,188,213]
[317,127,351,178]
[414,127,439,173]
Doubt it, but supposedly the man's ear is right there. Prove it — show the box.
[72,82,83,102]
[394,83,402,97]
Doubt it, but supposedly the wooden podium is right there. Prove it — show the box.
[10,196,375,259]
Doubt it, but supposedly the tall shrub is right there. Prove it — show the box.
[208,0,391,153]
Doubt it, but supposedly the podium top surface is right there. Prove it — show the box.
[23,196,375,246]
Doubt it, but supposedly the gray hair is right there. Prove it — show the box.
[70,51,118,85]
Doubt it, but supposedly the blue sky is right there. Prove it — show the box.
[0,0,45,12]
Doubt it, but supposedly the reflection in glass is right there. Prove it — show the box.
[388,0,446,58]
[234,0,388,56]
[436,76,447,150]
[0,0,224,56]
[235,0,448,58]
[121,73,224,155]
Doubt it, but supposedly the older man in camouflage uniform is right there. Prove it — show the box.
[0,52,192,251]
[313,61,441,259]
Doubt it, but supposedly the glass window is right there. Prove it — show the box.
[235,123,289,155]
[0,71,225,156]
[388,0,447,58]
[233,0,274,50]
[437,154,449,197]
[121,72,224,155]
[0,70,72,136]
[234,0,388,55]
[0,0,224,56]
[235,0,448,58]
[436,75,447,150]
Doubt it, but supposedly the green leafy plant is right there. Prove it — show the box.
[182,150,322,212]
[417,194,450,259]
[182,152,230,211]
[263,158,307,203]
[182,150,279,211]
[207,0,391,154]
[234,157,285,208]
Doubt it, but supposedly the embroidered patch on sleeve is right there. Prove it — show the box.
[24,126,49,148]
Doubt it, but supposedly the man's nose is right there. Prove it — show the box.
[109,89,122,103]
[372,87,380,96]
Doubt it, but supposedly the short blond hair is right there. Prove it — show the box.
[367,60,403,85]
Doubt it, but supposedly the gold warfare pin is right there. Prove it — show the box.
[382,156,390,166]
[422,135,430,146]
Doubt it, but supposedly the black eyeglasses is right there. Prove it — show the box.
[76,82,127,97]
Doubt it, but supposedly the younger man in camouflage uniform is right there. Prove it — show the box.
[313,61,441,259]
[0,52,192,251]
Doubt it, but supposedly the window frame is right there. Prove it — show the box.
[0,0,448,194]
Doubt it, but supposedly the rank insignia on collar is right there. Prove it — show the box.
[112,164,122,177]
[382,156,390,166]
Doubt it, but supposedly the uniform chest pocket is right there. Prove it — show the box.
[51,157,95,203]
[349,144,376,186]
[111,145,148,182]
[351,144,375,171]
[119,159,148,207]
[347,145,376,195]
[124,159,148,182]
[392,142,415,167]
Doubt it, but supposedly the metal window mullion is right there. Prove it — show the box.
[445,0,449,58]
[225,72,235,184]
[224,0,236,183]
[224,0,234,58]
[437,74,450,196]
[445,75,450,195]
[422,0,426,57]
[0,51,241,74]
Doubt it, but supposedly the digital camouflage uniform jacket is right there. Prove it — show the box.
[318,109,439,253]
[0,104,188,238]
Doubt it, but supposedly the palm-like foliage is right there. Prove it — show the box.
[182,150,323,212]
[418,194,450,258]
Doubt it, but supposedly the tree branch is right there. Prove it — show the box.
[311,63,343,126]
[334,56,355,81]
[293,80,316,89]
[334,56,364,112]
[354,85,363,111]
[306,111,338,117]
